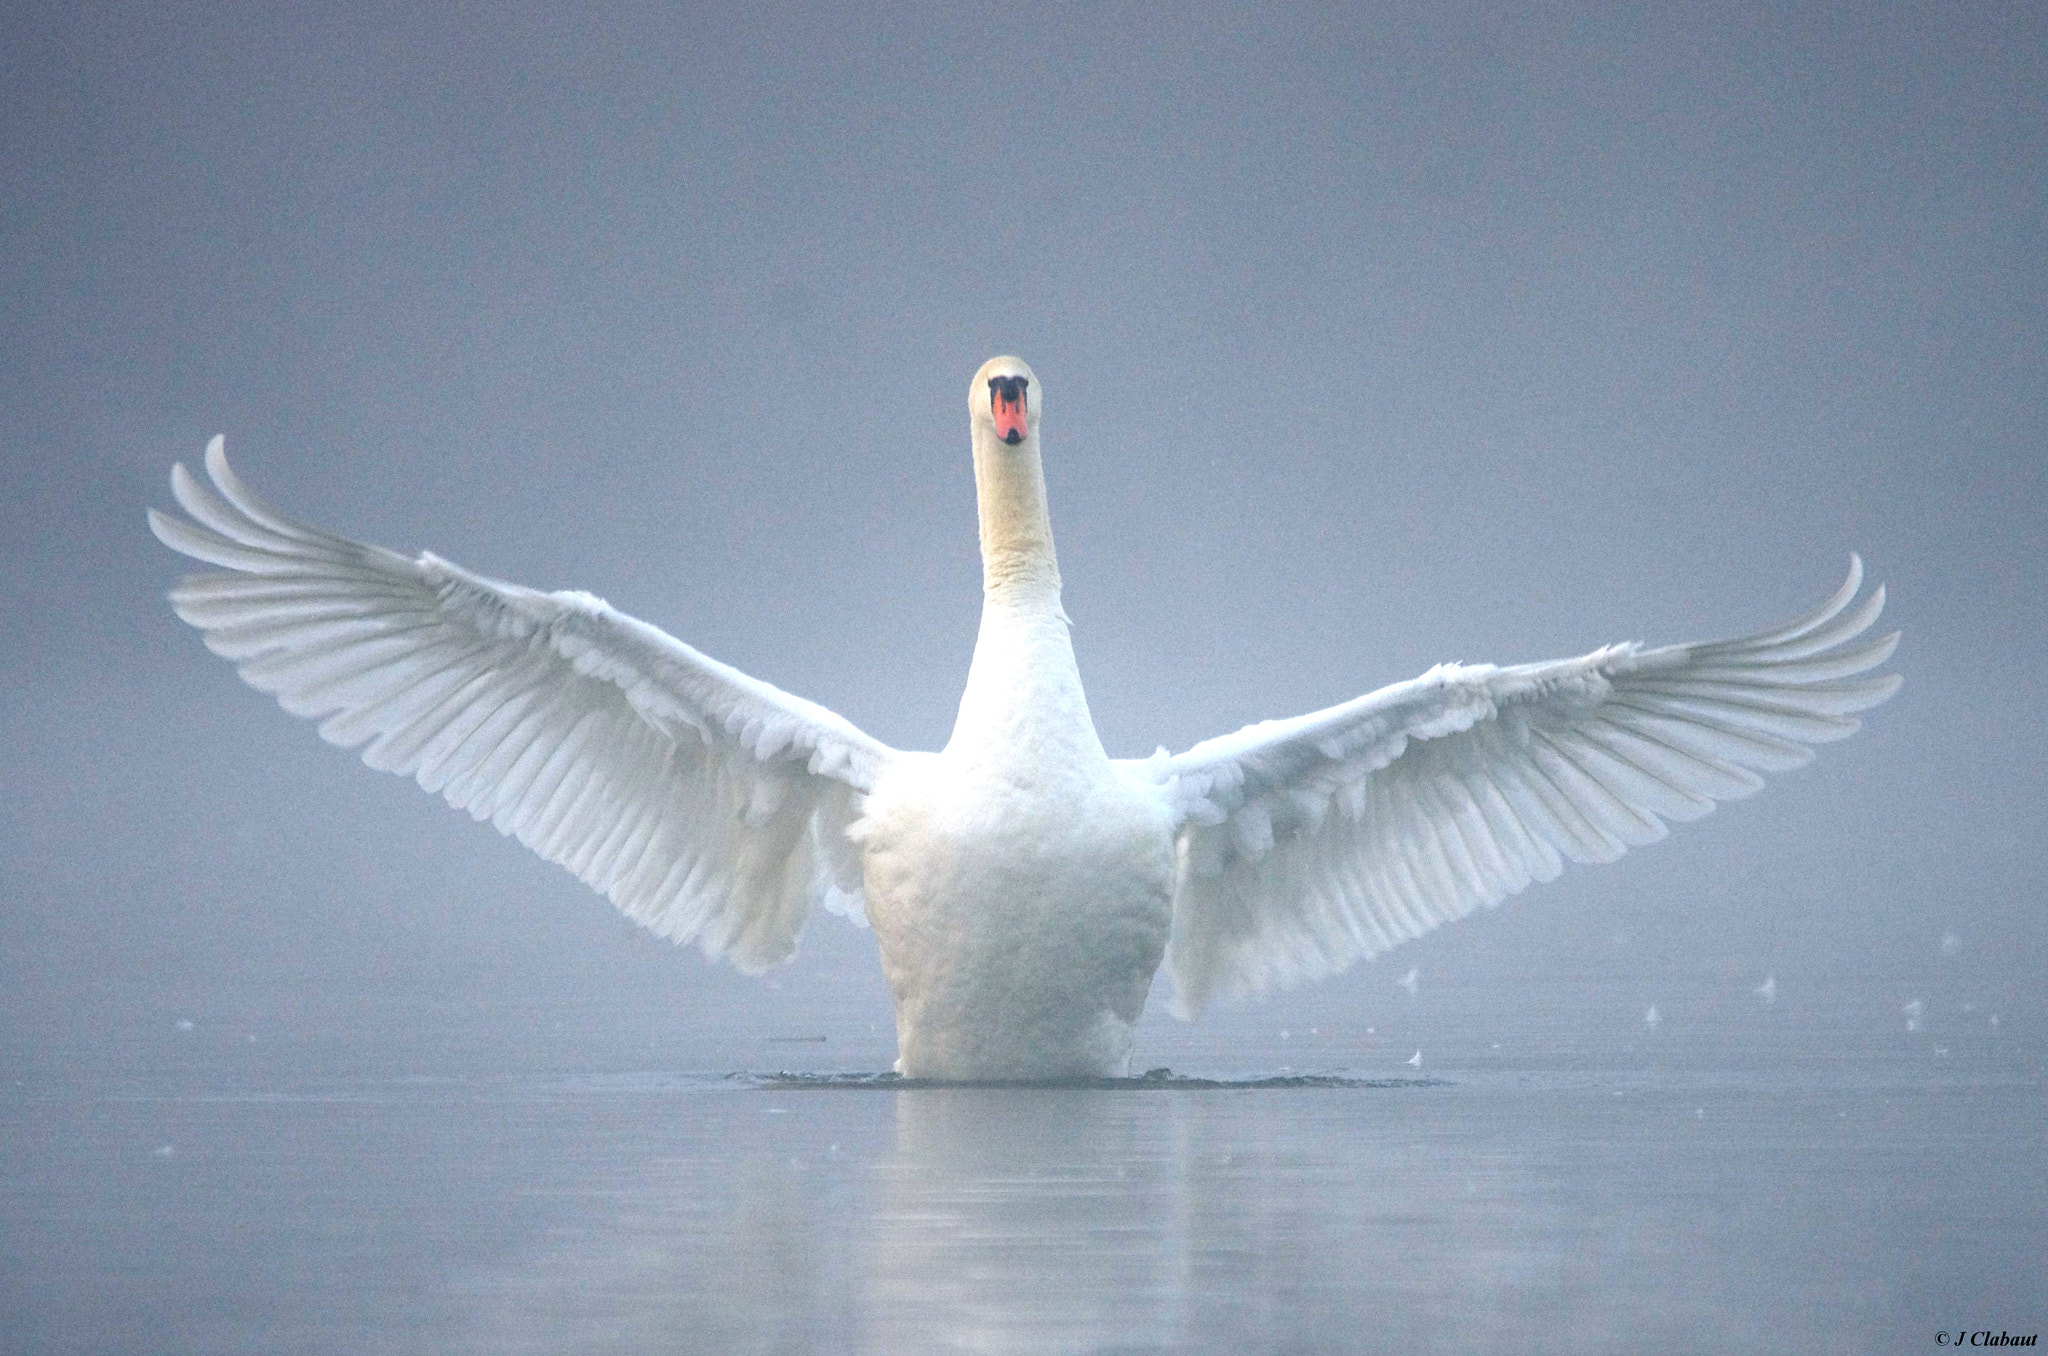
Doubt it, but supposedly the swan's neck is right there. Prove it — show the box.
[947,428,1107,767]
[972,428,1061,600]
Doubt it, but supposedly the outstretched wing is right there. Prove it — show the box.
[150,437,897,972]
[1128,559,1900,1016]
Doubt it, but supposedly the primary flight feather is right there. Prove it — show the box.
[151,357,1899,1078]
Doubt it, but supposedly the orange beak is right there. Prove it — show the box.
[990,377,1028,444]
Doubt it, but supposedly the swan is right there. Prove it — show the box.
[149,356,1900,1079]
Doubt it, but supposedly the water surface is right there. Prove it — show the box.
[4,1001,2040,1354]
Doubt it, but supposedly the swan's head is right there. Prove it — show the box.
[970,356,1039,448]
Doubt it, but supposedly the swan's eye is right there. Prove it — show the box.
[988,376,1028,444]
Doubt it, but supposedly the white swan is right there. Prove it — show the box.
[149,356,1900,1079]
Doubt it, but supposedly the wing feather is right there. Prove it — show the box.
[151,437,895,968]
[1132,559,1900,1014]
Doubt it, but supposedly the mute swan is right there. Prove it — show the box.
[149,356,1900,1079]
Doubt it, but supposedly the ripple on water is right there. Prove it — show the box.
[742,1069,1449,1090]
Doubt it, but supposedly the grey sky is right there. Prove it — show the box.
[3,2,2042,1066]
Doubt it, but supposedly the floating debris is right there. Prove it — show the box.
[1398,966,1420,995]
[1406,1050,1423,1067]
[1754,975,1777,1004]
[175,1019,194,1032]
[1644,1004,1662,1028]
[1903,998,1924,1032]
[1940,931,1961,955]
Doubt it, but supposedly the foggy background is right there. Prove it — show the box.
[3,1,2042,1082]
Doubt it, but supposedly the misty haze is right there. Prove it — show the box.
[4,4,2043,1353]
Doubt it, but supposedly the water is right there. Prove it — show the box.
[4,986,2042,1356]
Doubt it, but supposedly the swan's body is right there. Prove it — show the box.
[860,374,1175,1075]
[150,356,1900,1079]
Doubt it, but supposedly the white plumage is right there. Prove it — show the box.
[149,443,885,972]
[151,356,1899,1078]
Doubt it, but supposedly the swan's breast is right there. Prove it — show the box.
[858,753,1173,931]
[854,752,1175,1074]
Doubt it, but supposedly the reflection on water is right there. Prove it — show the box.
[426,1073,2044,1355]
[454,1108,870,1354]
[862,1085,1575,1353]
[454,1082,1589,1353]
[4,1067,2041,1355]
[459,1087,1226,1353]
[869,1089,1184,1352]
